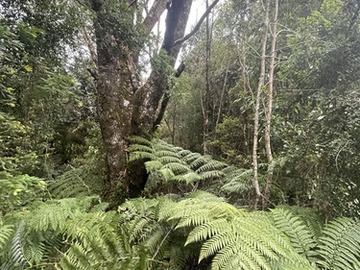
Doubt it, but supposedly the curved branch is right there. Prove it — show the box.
[173,0,220,46]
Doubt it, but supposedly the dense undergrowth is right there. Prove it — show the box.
[1,138,359,270]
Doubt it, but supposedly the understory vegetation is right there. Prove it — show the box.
[1,0,359,269]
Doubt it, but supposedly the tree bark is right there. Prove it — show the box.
[263,0,279,209]
[90,1,135,204]
[252,0,270,209]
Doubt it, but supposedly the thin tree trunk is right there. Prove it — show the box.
[263,0,279,209]
[203,0,211,155]
[252,0,270,209]
[238,16,253,156]
[215,67,229,130]
[172,103,176,144]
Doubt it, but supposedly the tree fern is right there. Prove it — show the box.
[128,138,228,189]
[1,189,359,270]
[159,191,311,270]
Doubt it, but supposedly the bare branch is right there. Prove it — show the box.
[143,0,169,32]
[173,0,220,46]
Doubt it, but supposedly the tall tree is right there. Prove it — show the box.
[252,0,270,209]
[88,0,220,204]
[263,0,279,209]
[202,0,213,154]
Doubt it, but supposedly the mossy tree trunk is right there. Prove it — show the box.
[89,0,193,205]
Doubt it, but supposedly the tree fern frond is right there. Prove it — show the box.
[0,222,27,270]
[163,162,190,175]
[182,152,202,163]
[171,172,201,184]
[199,170,225,180]
[196,161,227,173]
[158,168,176,181]
[160,192,306,270]
[270,257,318,270]
[158,156,185,165]
[271,208,317,259]
[200,214,292,270]
[128,136,152,147]
[0,221,13,252]
[177,149,192,157]
[190,156,212,170]
[144,160,163,173]
[129,151,155,161]
[316,218,360,270]
[128,144,153,153]
[155,150,181,158]
[49,165,103,199]
[185,219,228,245]
[221,180,252,194]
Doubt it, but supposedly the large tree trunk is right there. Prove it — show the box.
[90,0,194,205]
[91,1,135,203]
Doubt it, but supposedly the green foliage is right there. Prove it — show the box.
[1,185,359,270]
[0,172,46,215]
[0,222,27,270]
[0,221,13,252]
[1,0,360,269]
[49,155,105,199]
[0,112,40,174]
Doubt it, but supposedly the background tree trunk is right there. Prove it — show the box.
[202,0,212,155]
[263,0,279,209]
[252,0,270,209]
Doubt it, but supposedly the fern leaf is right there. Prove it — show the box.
[171,172,201,184]
[129,151,155,161]
[185,219,228,245]
[155,150,181,158]
[163,163,190,175]
[182,152,202,163]
[128,144,153,153]
[158,156,185,165]
[128,136,152,146]
[0,222,27,270]
[0,221,13,251]
[177,149,192,157]
[196,161,227,173]
[199,170,225,180]
[190,156,212,170]
[316,218,360,270]
[271,208,317,259]
[145,160,163,173]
